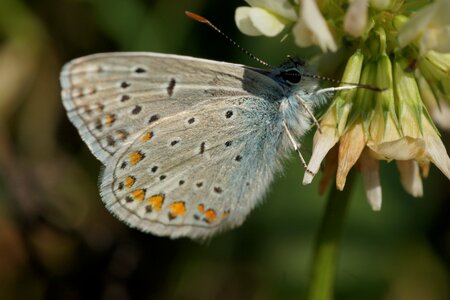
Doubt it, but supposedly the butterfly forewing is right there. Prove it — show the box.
[61,52,288,238]
[61,52,272,163]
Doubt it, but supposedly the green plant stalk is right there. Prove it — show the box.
[306,171,356,300]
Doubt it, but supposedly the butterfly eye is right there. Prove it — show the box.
[281,70,302,84]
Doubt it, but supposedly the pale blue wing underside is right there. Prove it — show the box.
[60,52,291,238]
[61,53,281,163]
[101,95,285,238]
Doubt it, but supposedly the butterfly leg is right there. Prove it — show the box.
[295,94,322,134]
[283,121,315,176]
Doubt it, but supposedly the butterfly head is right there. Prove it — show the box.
[270,57,320,94]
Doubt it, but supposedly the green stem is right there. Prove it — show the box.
[306,171,356,300]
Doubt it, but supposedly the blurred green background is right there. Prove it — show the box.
[0,0,449,299]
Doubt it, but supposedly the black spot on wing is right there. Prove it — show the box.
[134,67,146,73]
[149,114,160,124]
[131,105,142,115]
[121,81,130,89]
[167,78,176,96]
[200,142,205,154]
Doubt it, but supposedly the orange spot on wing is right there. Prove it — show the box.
[170,201,186,217]
[197,204,205,214]
[104,114,116,126]
[148,194,165,211]
[141,131,153,142]
[129,151,145,165]
[124,176,136,189]
[131,189,146,201]
[221,210,230,219]
[204,209,217,223]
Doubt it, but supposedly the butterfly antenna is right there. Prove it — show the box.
[300,73,386,92]
[185,11,273,68]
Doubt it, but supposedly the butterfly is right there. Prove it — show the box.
[60,50,334,239]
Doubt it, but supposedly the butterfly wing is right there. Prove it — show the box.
[61,52,287,238]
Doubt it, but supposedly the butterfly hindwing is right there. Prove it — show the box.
[100,95,286,238]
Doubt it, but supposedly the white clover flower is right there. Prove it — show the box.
[303,51,450,210]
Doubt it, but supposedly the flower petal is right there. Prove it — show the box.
[344,0,369,38]
[370,0,392,10]
[303,108,340,185]
[417,73,450,130]
[296,0,337,52]
[292,19,314,48]
[235,7,264,36]
[424,132,450,180]
[336,123,366,190]
[420,25,450,53]
[235,7,286,37]
[359,148,382,211]
[422,0,450,52]
[398,3,437,48]
[368,136,426,161]
[429,99,450,130]
[396,160,423,197]
[398,0,450,52]
[245,0,297,21]
[303,130,339,185]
